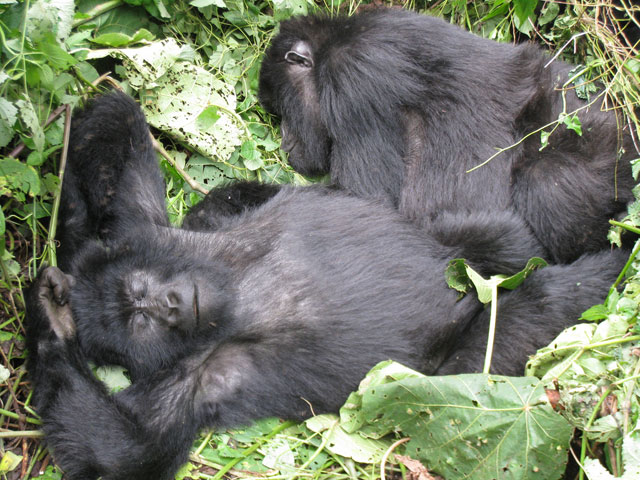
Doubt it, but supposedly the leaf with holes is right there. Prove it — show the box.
[340,361,572,480]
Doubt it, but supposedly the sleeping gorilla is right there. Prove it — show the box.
[26,93,627,479]
[258,8,636,264]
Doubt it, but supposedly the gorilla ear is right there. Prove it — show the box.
[285,41,313,68]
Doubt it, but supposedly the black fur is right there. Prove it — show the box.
[258,8,635,263]
[25,93,626,479]
[182,181,281,232]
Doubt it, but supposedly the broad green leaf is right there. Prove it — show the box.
[97,39,243,162]
[341,361,571,480]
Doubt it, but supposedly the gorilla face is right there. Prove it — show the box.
[68,238,231,379]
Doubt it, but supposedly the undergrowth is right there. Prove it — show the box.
[0,0,638,479]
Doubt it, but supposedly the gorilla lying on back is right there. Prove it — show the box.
[26,93,626,480]
[259,8,636,264]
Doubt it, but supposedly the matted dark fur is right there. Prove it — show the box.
[259,8,635,263]
[25,93,626,479]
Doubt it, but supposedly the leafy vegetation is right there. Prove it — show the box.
[0,0,638,479]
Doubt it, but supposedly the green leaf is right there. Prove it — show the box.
[562,113,583,136]
[0,98,17,148]
[579,304,608,321]
[35,466,63,480]
[37,35,77,70]
[305,414,389,463]
[498,257,548,289]
[16,98,45,153]
[341,361,572,480]
[540,130,550,151]
[538,2,559,26]
[91,28,154,47]
[624,58,640,75]
[0,157,41,196]
[191,0,226,7]
[0,451,22,475]
[446,257,547,304]
[196,106,221,131]
[241,139,264,170]
[26,0,75,43]
[445,258,470,293]
[105,39,243,162]
[512,0,538,35]
[583,435,640,479]
[174,461,197,480]
[94,365,131,393]
[78,1,160,39]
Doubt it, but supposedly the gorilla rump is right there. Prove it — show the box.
[26,93,626,479]
[258,8,635,264]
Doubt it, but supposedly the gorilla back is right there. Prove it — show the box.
[259,8,635,263]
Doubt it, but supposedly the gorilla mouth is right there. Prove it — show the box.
[193,284,200,325]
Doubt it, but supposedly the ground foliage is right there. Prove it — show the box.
[0,0,639,479]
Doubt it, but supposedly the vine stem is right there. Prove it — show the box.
[150,135,209,195]
[46,104,72,267]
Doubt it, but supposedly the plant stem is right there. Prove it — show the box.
[46,105,72,267]
[72,0,124,28]
[482,285,499,374]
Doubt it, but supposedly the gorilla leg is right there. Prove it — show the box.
[435,249,627,375]
[58,92,168,269]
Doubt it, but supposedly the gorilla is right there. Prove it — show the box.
[258,8,636,264]
[26,93,626,480]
